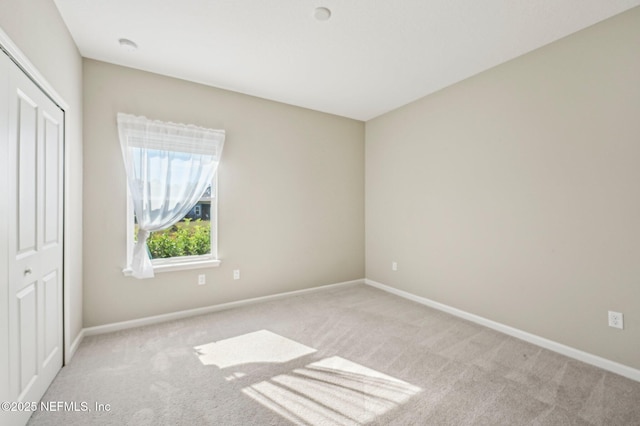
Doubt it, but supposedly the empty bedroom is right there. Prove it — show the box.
[0,1,639,425]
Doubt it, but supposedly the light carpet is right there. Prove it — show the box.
[28,284,640,425]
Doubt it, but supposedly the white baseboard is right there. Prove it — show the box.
[365,279,640,383]
[65,329,85,364]
[83,279,364,337]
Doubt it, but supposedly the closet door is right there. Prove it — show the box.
[1,51,64,426]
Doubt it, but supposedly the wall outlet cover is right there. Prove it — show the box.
[608,311,623,330]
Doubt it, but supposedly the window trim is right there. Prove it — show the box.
[122,174,220,276]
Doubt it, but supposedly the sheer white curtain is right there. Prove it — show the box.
[117,113,225,279]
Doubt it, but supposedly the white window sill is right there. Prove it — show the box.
[123,258,221,276]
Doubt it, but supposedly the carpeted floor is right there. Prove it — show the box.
[29,284,640,425]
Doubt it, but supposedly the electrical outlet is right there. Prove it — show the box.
[608,311,623,330]
[392,262,398,271]
[233,269,240,280]
[198,274,206,285]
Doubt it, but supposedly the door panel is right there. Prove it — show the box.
[43,271,59,363]
[16,91,38,257]
[43,113,60,247]
[16,283,37,397]
[39,109,62,279]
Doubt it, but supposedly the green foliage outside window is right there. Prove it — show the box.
[143,219,211,259]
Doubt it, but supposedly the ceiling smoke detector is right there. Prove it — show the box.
[314,7,331,21]
[118,38,138,51]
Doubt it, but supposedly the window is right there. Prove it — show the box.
[124,175,220,275]
[117,113,224,277]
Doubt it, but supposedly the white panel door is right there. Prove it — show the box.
[1,51,64,426]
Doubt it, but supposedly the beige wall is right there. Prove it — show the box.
[83,59,364,327]
[366,7,640,369]
[0,0,83,359]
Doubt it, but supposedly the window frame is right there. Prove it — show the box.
[122,173,220,276]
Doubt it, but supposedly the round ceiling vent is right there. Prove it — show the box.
[314,7,331,21]
[118,38,138,51]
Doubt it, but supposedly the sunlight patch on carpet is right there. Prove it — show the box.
[242,356,421,425]
[194,330,316,369]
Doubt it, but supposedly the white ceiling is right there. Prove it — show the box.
[54,0,640,121]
